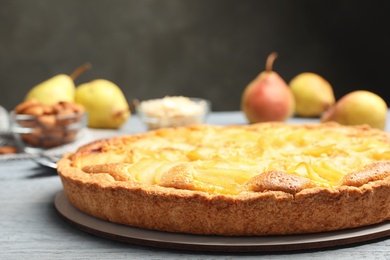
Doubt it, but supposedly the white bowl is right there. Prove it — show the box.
[136,96,211,130]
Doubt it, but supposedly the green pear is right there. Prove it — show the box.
[75,79,130,129]
[25,63,90,105]
[289,72,335,117]
[241,52,295,123]
[321,90,387,130]
[25,74,75,105]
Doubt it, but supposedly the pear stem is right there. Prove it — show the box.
[265,52,278,72]
[69,63,92,81]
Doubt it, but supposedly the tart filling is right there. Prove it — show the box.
[57,122,390,236]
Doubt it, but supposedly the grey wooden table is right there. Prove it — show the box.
[1,112,390,260]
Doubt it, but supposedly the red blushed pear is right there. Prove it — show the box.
[241,52,295,123]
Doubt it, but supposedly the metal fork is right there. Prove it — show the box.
[33,154,62,169]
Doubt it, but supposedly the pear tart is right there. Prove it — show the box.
[57,122,390,236]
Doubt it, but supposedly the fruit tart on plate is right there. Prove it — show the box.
[57,122,390,236]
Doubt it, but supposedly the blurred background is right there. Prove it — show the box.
[1,0,390,111]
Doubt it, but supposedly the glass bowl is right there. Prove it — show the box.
[9,103,87,154]
[136,96,211,130]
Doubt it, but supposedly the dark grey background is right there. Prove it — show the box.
[1,0,390,112]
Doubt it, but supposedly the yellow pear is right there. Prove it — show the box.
[289,72,335,117]
[75,79,130,129]
[25,63,90,105]
[321,90,388,130]
[25,74,75,105]
[241,52,295,123]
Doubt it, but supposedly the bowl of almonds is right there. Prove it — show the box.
[10,99,87,153]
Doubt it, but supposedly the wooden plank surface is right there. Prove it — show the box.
[1,112,390,259]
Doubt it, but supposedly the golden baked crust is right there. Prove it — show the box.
[57,122,390,236]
